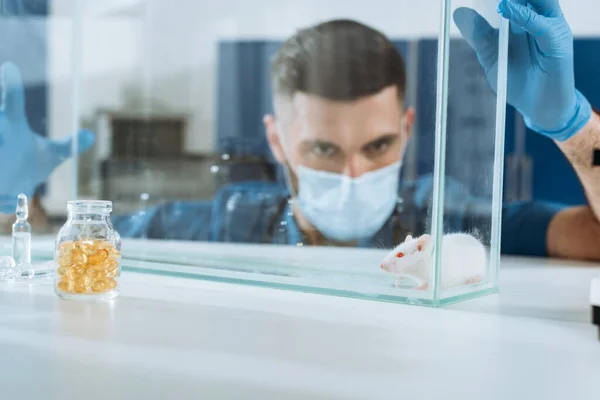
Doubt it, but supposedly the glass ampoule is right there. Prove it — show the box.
[12,193,31,267]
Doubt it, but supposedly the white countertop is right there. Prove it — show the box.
[1,255,599,400]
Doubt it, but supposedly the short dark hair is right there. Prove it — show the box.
[271,19,407,103]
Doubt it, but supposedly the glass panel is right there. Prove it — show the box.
[434,0,508,303]
[1,0,507,306]
[67,0,447,304]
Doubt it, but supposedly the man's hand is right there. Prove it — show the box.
[0,61,95,213]
[453,0,592,141]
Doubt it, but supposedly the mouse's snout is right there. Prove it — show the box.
[380,262,389,272]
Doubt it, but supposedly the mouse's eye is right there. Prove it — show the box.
[396,252,405,258]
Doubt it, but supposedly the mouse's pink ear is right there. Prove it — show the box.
[416,234,432,252]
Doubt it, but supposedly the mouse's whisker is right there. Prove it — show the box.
[373,239,385,250]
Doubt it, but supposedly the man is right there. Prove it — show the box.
[108,0,600,261]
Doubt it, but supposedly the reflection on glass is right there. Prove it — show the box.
[1,0,508,306]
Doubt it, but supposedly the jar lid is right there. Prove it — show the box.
[67,200,113,214]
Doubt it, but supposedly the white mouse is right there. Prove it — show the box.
[380,233,487,290]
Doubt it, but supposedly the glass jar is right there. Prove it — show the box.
[54,200,122,300]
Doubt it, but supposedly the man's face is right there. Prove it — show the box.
[265,86,415,178]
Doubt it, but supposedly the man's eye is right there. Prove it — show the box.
[311,144,338,157]
[365,140,391,156]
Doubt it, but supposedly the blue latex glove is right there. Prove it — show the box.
[0,61,95,213]
[453,0,592,142]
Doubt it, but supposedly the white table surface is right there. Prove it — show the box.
[1,255,599,400]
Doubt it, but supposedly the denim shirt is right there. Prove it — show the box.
[112,176,565,257]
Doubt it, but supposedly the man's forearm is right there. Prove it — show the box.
[556,111,600,219]
[543,112,600,260]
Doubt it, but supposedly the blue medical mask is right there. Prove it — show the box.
[292,161,402,242]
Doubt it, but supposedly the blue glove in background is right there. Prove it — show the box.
[453,0,592,142]
[0,61,95,214]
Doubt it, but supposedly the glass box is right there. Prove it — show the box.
[0,0,508,306]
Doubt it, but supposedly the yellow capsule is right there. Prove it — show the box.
[57,265,68,276]
[86,269,103,281]
[105,268,118,278]
[106,278,117,290]
[92,258,118,276]
[91,261,106,272]
[77,241,95,256]
[57,253,72,268]
[70,249,88,265]
[105,258,119,271]
[87,249,109,266]
[59,241,75,254]
[69,264,87,279]
[74,276,91,293]
[95,240,109,249]
[57,279,74,293]
[98,242,120,258]
[91,256,113,272]
[91,280,108,293]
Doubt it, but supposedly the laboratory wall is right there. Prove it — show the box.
[40,0,600,214]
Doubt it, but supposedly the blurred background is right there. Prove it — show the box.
[1,0,598,233]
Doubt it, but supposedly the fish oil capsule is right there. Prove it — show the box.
[74,276,91,293]
[94,240,109,251]
[103,243,120,259]
[59,243,74,257]
[106,278,117,290]
[58,252,72,268]
[91,279,108,293]
[77,241,95,256]
[59,241,73,250]
[94,270,107,281]
[68,263,87,279]
[91,260,108,272]
[105,268,118,279]
[86,269,103,281]
[57,265,69,276]
[87,249,109,266]
[70,249,88,265]
[57,279,75,293]
[104,258,118,271]
[98,240,119,254]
